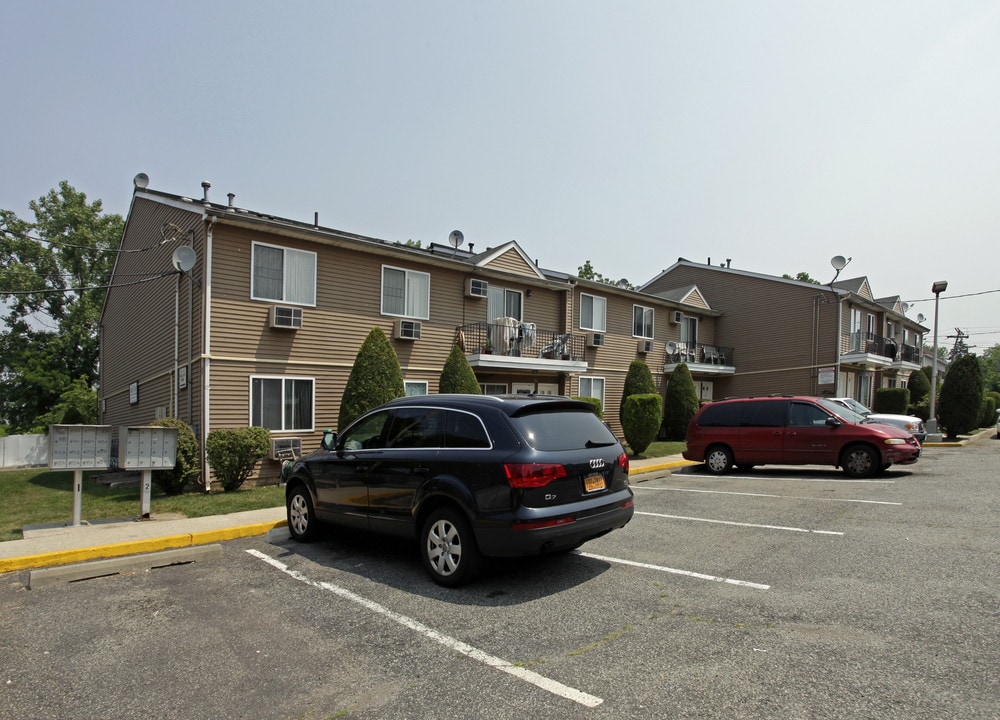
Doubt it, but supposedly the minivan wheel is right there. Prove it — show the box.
[842,445,878,478]
[704,446,734,475]
[286,484,318,542]
[420,507,482,587]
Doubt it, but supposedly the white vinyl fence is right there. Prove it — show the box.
[0,434,48,468]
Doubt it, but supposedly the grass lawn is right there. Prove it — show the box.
[0,469,284,543]
[627,440,686,460]
[0,440,687,543]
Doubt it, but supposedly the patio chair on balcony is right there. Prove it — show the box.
[703,345,721,364]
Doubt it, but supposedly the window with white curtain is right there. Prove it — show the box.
[251,243,316,306]
[632,305,654,338]
[381,266,430,319]
[404,381,428,396]
[580,293,606,332]
[250,376,314,432]
[578,376,605,407]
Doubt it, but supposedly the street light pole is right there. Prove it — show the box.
[927,280,948,435]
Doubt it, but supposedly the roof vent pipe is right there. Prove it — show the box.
[227,193,235,207]
[707,257,711,266]
[726,258,731,268]
[201,181,211,204]
[314,212,319,227]
[468,243,474,253]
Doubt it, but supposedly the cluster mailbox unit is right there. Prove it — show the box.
[47,424,178,524]
[119,426,178,518]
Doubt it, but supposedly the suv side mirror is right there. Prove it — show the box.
[321,429,337,451]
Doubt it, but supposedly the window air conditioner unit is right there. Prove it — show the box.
[638,339,654,354]
[670,310,683,324]
[269,305,303,329]
[466,277,488,298]
[394,319,422,340]
[271,437,302,460]
[588,332,605,348]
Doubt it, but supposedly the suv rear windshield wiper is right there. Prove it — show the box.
[585,439,617,448]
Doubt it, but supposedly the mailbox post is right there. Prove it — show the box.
[119,426,178,518]
[48,425,113,526]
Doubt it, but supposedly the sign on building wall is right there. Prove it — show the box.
[818,367,836,386]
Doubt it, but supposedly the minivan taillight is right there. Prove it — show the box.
[504,463,568,488]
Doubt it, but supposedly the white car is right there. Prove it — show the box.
[829,397,926,443]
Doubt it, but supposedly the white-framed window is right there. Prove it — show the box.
[250,376,314,432]
[404,380,428,396]
[632,305,654,339]
[580,293,607,332]
[381,265,430,319]
[251,242,316,306]
[480,383,508,395]
[578,376,605,407]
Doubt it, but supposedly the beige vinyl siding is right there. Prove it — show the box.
[484,248,539,277]
[647,265,840,397]
[100,198,204,431]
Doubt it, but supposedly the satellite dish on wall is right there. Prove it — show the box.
[901,302,909,313]
[172,246,196,273]
[133,173,149,189]
[448,230,465,248]
[830,255,847,271]
[917,313,926,323]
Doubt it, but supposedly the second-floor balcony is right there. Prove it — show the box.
[842,332,921,370]
[458,321,588,373]
[663,341,736,376]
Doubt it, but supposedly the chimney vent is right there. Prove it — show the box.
[201,181,211,204]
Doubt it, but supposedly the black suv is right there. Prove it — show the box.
[283,394,635,586]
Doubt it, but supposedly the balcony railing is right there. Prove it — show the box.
[458,322,585,360]
[847,332,919,363]
[666,341,735,366]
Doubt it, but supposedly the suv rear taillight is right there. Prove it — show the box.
[504,463,568,488]
[618,452,629,474]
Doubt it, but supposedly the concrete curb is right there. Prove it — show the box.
[0,520,287,574]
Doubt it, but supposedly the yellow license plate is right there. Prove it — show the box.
[584,473,606,492]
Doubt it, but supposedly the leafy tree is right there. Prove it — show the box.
[906,367,931,419]
[338,327,404,430]
[439,344,481,394]
[577,260,632,289]
[981,395,996,430]
[662,364,700,440]
[30,376,98,431]
[781,271,820,284]
[622,393,662,456]
[980,344,1000,393]
[0,182,123,431]
[620,360,657,429]
[936,353,984,439]
[206,426,271,492]
[150,417,201,495]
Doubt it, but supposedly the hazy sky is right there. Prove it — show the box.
[3,1,998,349]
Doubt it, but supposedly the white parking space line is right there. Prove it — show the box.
[246,549,603,708]
[636,486,902,506]
[574,551,770,590]
[723,474,895,484]
[636,510,844,535]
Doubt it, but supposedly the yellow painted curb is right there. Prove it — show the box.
[0,520,287,574]
[632,459,700,474]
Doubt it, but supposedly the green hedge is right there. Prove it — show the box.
[874,387,910,414]
[205,426,271,492]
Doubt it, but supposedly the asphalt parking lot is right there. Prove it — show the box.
[1,438,997,719]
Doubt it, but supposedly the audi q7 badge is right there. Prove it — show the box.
[590,459,605,469]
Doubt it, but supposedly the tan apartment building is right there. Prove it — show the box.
[640,259,928,403]
[99,178,726,483]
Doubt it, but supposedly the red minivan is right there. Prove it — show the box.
[683,395,921,478]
